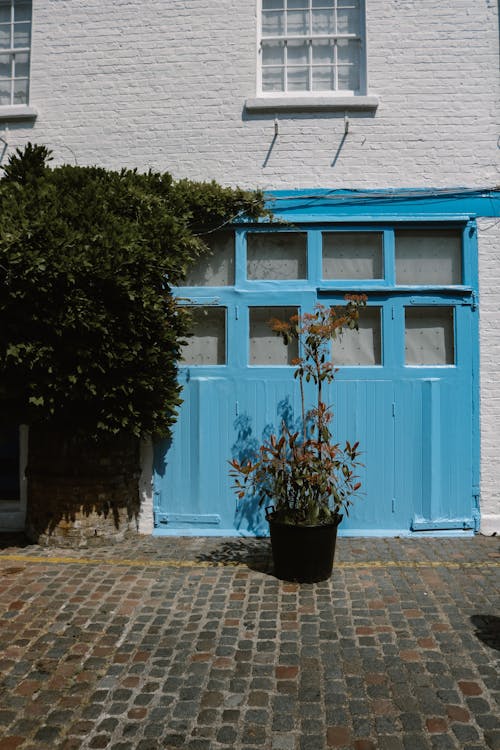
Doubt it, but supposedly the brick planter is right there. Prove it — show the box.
[25,428,141,547]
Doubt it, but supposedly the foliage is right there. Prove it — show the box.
[0,144,266,438]
[2,143,53,183]
[229,298,366,525]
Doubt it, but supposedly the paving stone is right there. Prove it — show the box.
[402,733,432,749]
[484,730,500,750]
[272,735,296,750]
[216,726,238,744]
[429,736,457,749]
[450,722,480,742]
[1,536,499,750]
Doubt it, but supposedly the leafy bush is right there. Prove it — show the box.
[229,299,366,525]
[0,145,265,438]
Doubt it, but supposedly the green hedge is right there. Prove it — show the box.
[0,144,266,438]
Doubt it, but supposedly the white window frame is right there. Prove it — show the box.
[0,0,36,120]
[257,0,367,97]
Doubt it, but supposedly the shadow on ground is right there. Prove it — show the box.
[195,538,273,574]
[470,614,500,651]
[0,532,32,550]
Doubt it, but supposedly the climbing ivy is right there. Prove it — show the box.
[0,145,266,438]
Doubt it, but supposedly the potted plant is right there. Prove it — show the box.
[229,296,366,582]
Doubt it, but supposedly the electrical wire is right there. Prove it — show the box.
[265,187,500,206]
[194,187,500,237]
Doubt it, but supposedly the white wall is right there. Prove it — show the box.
[478,222,500,534]
[14,0,497,190]
[2,0,498,533]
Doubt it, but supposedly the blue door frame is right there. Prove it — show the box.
[152,189,497,537]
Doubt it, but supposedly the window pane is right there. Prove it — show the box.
[287,66,309,91]
[337,38,359,90]
[395,230,462,285]
[337,2,360,34]
[13,50,28,76]
[263,0,284,9]
[312,8,334,33]
[312,39,333,65]
[262,10,285,36]
[14,2,31,22]
[13,75,26,102]
[184,231,234,287]
[312,65,334,91]
[262,66,285,91]
[0,52,11,77]
[180,307,226,365]
[250,307,298,365]
[13,21,29,47]
[288,0,308,8]
[322,232,383,279]
[405,307,454,366]
[338,64,359,91]
[331,306,382,366]
[262,40,284,65]
[0,24,10,48]
[0,83,10,103]
[247,232,307,280]
[0,4,10,24]
[287,39,308,65]
[287,9,308,34]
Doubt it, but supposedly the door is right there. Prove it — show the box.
[319,292,476,532]
[154,223,478,535]
[0,426,27,531]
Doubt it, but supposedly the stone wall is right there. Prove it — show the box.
[25,428,141,547]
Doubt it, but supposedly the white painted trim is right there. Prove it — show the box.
[245,94,379,112]
[0,104,37,120]
[19,424,28,523]
[152,527,475,538]
[138,436,154,534]
[257,0,368,97]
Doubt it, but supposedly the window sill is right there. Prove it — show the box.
[245,94,379,113]
[0,104,38,121]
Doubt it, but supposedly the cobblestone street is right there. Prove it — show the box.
[0,535,499,750]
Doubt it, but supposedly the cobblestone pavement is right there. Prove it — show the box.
[0,534,499,750]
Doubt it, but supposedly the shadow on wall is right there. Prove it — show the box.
[0,121,37,166]
[231,396,303,536]
[25,428,141,547]
[240,109,376,170]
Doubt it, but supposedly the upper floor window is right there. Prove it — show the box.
[0,0,31,106]
[260,0,365,95]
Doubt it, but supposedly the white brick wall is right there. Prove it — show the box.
[18,0,497,189]
[478,222,500,534]
[2,0,499,532]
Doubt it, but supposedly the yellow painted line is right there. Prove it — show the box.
[0,553,499,570]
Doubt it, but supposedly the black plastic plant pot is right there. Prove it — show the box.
[267,513,343,583]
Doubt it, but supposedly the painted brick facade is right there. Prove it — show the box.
[1,0,499,532]
[478,222,500,532]
[23,0,498,189]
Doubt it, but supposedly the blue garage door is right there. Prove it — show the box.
[154,222,479,536]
